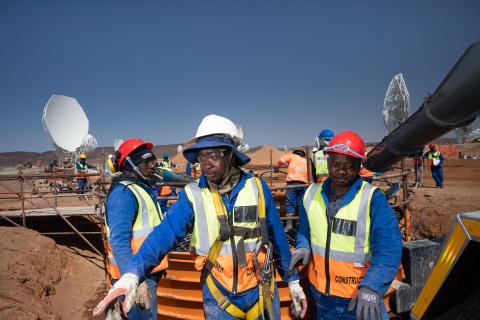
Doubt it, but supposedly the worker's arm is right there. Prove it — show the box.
[422,152,429,159]
[127,190,194,278]
[262,179,299,283]
[439,153,445,166]
[106,186,138,275]
[277,154,290,166]
[295,203,311,251]
[360,189,402,296]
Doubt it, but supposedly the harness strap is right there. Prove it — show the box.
[206,275,265,320]
[201,178,274,320]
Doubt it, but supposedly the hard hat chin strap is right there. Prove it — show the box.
[125,156,148,181]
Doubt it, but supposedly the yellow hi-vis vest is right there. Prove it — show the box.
[184,177,265,293]
[304,180,376,298]
[105,181,168,279]
[426,151,441,166]
[313,150,329,179]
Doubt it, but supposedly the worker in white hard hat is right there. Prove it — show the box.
[94,114,308,319]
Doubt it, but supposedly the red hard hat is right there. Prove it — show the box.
[429,143,436,148]
[324,131,366,160]
[116,138,153,171]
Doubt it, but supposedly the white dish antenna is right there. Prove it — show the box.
[383,73,410,133]
[42,95,97,159]
[114,138,124,151]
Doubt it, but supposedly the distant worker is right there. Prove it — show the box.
[104,138,168,320]
[311,129,334,183]
[422,143,445,188]
[290,131,402,319]
[94,115,308,320]
[63,156,71,168]
[159,153,171,169]
[76,154,97,199]
[278,147,308,231]
[158,153,176,212]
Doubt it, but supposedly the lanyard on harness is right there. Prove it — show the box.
[201,177,274,320]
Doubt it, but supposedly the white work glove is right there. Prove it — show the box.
[93,273,139,318]
[289,248,310,272]
[288,280,307,319]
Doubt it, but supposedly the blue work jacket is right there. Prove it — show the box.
[127,171,299,285]
[106,181,160,276]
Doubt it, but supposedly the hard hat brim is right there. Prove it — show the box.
[183,139,250,166]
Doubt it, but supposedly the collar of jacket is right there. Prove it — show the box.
[321,176,363,208]
[198,170,253,201]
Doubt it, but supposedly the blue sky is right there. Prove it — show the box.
[1,1,479,152]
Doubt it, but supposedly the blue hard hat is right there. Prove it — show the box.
[318,129,334,141]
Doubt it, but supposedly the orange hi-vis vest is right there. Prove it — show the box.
[303,181,376,298]
[184,177,266,293]
[278,153,308,184]
[105,181,168,279]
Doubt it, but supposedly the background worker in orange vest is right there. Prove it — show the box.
[278,147,308,231]
[290,131,402,320]
[104,138,168,320]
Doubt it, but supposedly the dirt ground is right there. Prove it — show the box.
[0,144,479,319]
[410,159,480,239]
[0,227,105,320]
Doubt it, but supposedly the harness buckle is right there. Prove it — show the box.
[253,240,273,284]
[218,295,231,310]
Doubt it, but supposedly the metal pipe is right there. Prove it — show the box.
[365,41,480,172]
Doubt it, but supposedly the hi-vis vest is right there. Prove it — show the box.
[304,181,376,298]
[279,153,308,183]
[426,151,441,166]
[184,177,264,293]
[105,181,168,279]
[313,150,328,180]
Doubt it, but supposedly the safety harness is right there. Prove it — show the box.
[201,177,275,320]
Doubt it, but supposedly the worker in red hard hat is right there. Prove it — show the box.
[103,138,168,320]
[290,131,402,320]
[422,143,445,188]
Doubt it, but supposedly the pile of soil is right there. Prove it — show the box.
[0,227,105,320]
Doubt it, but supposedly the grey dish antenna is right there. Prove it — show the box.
[383,73,410,133]
[42,95,97,158]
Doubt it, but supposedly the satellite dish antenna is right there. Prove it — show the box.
[383,73,410,133]
[42,95,97,160]
[114,139,124,151]
[177,145,183,153]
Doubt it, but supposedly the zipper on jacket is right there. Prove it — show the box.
[325,216,333,295]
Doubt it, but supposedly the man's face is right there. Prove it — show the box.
[430,146,436,152]
[137,157,157,179]
[197,148,227,184]
[327,153,361,188]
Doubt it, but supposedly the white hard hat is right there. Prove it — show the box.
[195,114,243,146]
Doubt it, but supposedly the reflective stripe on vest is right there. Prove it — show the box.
[184,177,263,292]
[303,181,376,298]
[313,150,329,177]
[105,181,168,279]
